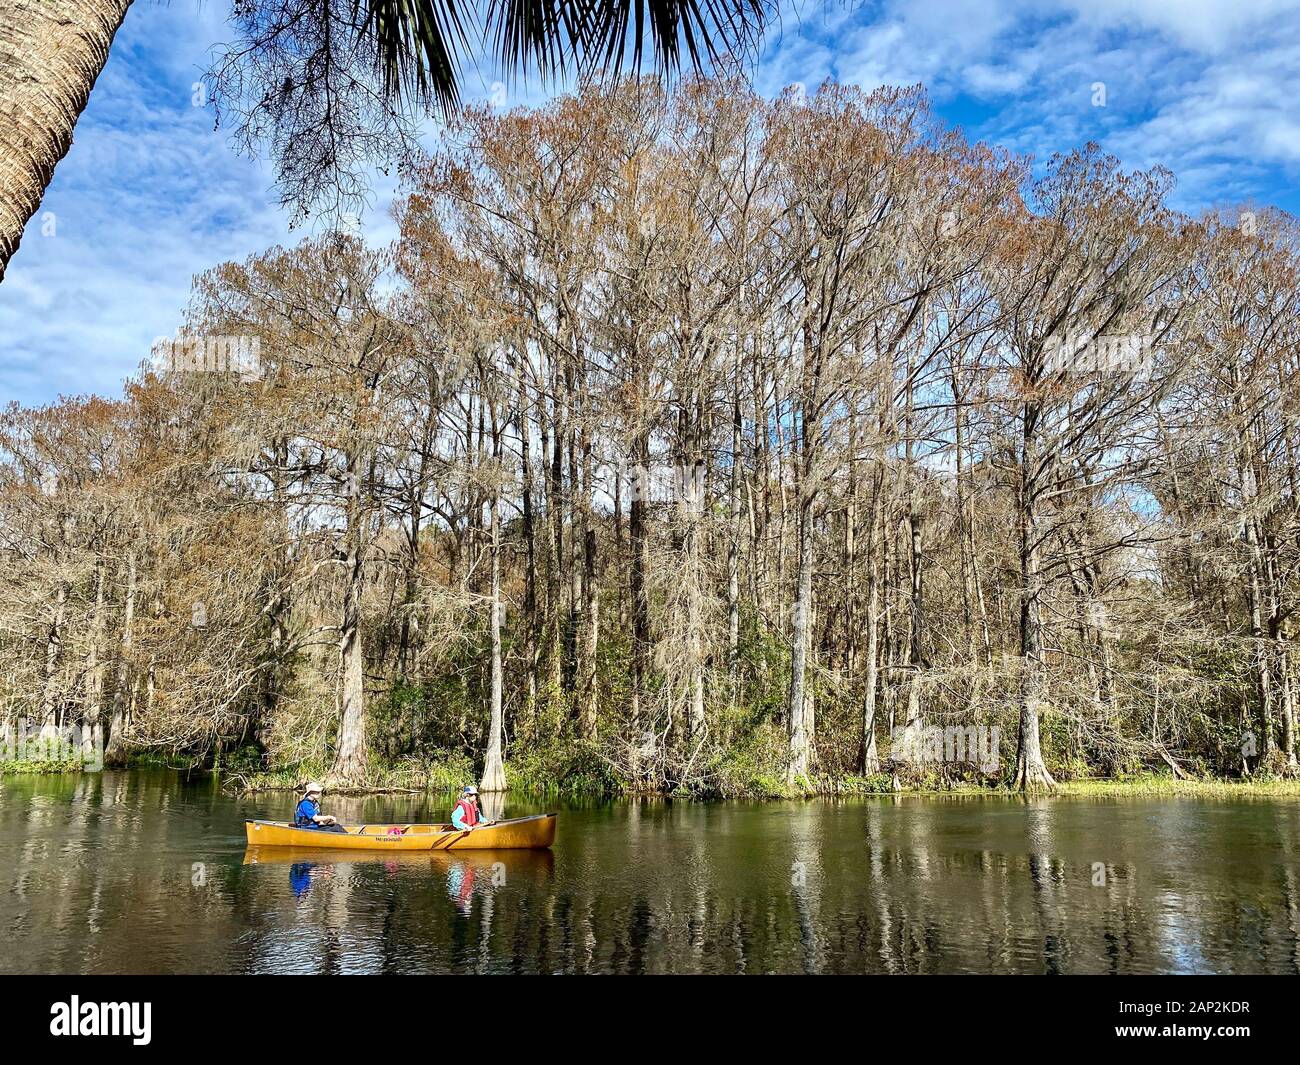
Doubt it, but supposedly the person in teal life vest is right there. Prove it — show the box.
[450,785,494,831]
[293,782,344,832]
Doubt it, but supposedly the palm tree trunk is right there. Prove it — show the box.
[0,0,132,280]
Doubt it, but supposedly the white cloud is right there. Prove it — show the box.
[1057,0,1300,51]
[0,2,406,406]
[757,0,1300,211]
[1,0,1297,408]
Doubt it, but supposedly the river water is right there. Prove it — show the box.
[2,770,1298,974]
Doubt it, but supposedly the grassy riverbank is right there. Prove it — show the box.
[715,771,1300,800]
[7,747,1300,801]
[0,758,87,775]
[1051,775,1300,798]
[18,762,1298,803]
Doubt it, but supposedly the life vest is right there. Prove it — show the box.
[453,798,480,827]
[294,797,318,827]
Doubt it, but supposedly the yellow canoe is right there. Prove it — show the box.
[244,813,556,850]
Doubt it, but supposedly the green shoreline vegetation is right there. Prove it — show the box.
[7,757,1300,804]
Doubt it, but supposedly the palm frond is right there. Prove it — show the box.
[354,0,473,114]
[357,1,768,116]
[486,0,587,80]
[560,0,768,78]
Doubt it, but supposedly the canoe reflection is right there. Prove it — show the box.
[244,844,554,875]
[244,844,554,910]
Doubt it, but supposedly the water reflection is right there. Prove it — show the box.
[1,772,1299,973]
[289,862,316,899]
[243,843,556,939]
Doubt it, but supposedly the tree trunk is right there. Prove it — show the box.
[1245,517,1275,767]
[579,433,598,739]
[41,578,66,733]
[397,396,433,678]
[517,364,538,720]
[903,359,925,732]
[629,430,651,786]
[582,524,599,738]
[1279,639,1298,772]
[103,549,135,767]
[566,361,582,700]
[84,555,107,756]
[786,492,814,786]
[1014,400,1056,792]
[684,453,706,747]
[546,354,565,700]
[331,451,368,785]
[481,420,506,792]
[860,473,883,774]
[727,349,742,698]
[0,0,132,280]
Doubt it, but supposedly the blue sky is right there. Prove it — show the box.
[2,0,1297,407]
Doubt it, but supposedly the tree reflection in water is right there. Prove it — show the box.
[2,772,1299,974]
